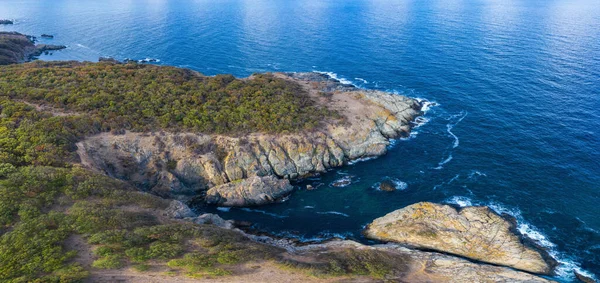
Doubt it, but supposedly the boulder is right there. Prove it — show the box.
[193,213,234,229]
[205,175,294,206]
[163,200,196,219]
[363,202,552,274]
[379,179,396,191]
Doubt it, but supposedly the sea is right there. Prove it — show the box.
[1,0,599,281]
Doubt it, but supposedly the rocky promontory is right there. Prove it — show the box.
[77,73,422,205]
[0,32,65,65]
[364,202,554,274]
[0,19,13,25]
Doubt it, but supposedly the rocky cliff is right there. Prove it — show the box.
[363,202,555,275]
[76,73,422,205]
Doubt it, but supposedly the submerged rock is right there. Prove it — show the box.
[40,34,54,38]
[331,176,353,187]
[363,202,553,274]
[205,175,294,207]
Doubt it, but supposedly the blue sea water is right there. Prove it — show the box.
[2,0,599,281]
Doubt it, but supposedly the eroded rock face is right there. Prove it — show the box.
[76,73,422,205]
[363,202,552,274]
[205,175,293,206]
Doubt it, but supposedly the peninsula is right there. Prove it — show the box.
[0,54,556,281]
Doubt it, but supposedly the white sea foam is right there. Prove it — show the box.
[272,231,354,243]
[392,179,408,190]
[304,206,314,209]
[468,170,487,179]
[216,207,231,212]
[354,77,369,84]
[416,98,439,113]
[399,131,419,141]
[313,71,355,86]
[446,196,473,207]
[239,208,288,218]
[329,175,356,187]
[138,58,160,63]
[371,178,408,191]
[347,156,376,165]
[434,154,453,170]
[447,111,467,149]
[413,116,430,128]
[76,43,89,49]
[316,211,350,217]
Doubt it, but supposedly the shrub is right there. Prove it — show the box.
[92,255,124,269]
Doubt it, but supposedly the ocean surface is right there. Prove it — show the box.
[1,0,599,281]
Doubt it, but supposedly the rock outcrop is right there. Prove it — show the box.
[163,200,196,219]
[363,202,552,274]
[76,73,422,205]
[205,175,293,206]
[0,32,66,65]
[192,213,234,229]
[0,20,13,25]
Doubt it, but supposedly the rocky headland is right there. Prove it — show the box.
[76,72,422,206]
[0,19,13,25]
[0,32,65,65]
[364,202,556,274]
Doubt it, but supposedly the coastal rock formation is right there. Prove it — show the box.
[163,200,196,219]
[0,20,13,25]
[379,179,397,191]
[77,73,422,205]
[205,175,293,206]
[193,213,234,229]
[363,202,552,274]
[0,32,65,65]
[252,239,555,282]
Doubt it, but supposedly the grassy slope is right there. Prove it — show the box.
[0,61,340,134]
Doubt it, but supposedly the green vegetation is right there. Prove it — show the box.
[279,248,409,279]
[0,61,339,134]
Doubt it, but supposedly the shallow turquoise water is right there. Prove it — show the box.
[1,0,599,280]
